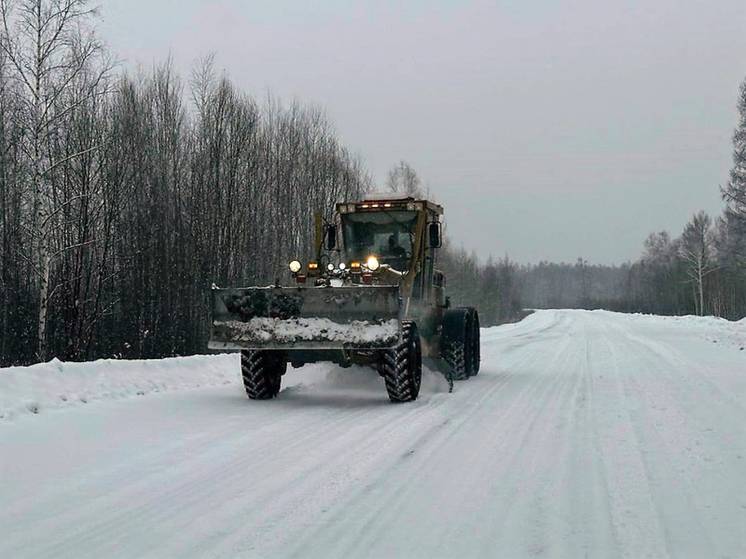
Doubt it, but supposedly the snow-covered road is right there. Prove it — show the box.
[2,310,745,558]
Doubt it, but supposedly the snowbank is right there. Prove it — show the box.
[599,310,746,352]
[0,352,447,422]
[0,354,239,422]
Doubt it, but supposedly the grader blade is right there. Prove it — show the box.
[208,286,402,351]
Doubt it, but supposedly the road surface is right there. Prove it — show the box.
[1,310,745,558]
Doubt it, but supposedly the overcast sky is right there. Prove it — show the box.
[99,0,746,264]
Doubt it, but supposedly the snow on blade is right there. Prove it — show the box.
[213,317,400,345]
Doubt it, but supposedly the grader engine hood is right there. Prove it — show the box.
[208,286,402,351]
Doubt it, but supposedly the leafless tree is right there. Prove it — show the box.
[386,160,425,197]
[0,0,110,360]
[680,211,717,316]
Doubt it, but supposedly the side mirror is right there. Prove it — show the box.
[428,222,442,248]
[324,224,337,250]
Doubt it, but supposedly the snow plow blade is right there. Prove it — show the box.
[208,286,402,351]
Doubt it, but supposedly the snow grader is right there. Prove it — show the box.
[208,194,480,402]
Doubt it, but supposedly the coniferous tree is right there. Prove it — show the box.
[723,78,746,220]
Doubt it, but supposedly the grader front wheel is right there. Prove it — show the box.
[241,350,287,400]
[380,321,422,403]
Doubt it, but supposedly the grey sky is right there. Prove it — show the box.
[99,0,746,264]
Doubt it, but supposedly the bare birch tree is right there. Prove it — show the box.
[0,0,110,360]
[680,211,717,316]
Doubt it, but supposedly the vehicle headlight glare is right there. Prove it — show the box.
[327,263,335,272]
[366,255,380,271]
[289,260,302,273]
[339,262,346,270]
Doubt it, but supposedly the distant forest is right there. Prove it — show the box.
[1,1,745,367]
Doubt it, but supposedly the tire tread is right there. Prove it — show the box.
[241,350,285,400]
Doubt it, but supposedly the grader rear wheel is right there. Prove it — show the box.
[442,307,480,380]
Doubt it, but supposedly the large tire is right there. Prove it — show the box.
[441,308,470,380]
[442,307,480,380]
[468,308,481,376]
[380,321,422,403]
[241,350,286,400]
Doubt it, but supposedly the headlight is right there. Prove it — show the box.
[339,262,346,270]
[327,263,335,272]
[366,255,380,271]
[289,260,302,273]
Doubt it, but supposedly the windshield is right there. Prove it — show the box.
[342,210,418,270]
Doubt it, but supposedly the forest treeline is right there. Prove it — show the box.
[2,1,745,367]
[0,1,370,365]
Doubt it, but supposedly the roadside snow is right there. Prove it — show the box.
[609,311,746,352]
[0,352,443,423]
[0,354,238,422]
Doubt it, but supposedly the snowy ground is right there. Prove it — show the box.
[1,310,745,558]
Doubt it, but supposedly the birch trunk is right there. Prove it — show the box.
[36,237,50,360]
